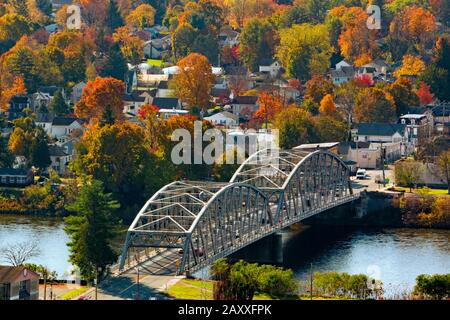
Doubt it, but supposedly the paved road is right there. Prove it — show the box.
[78,250,183,300]
[351,169,394,192]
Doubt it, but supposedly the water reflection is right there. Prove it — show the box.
[0,215,71,276]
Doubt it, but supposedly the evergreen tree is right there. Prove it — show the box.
[0,136,14,167]
[64,179,121,281]
[106,0,124,34]
[29,129,51,170]
[49,90,69,115]
[100,43,127,81]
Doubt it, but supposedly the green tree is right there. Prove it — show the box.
[414,274,450,300]
[274,107,316,149]
[64,179,121,281]
[437,150,450,194]
[239,18,276,72]
[276,23,332,79]
[29,128,51,171]
[394,159,424,192]
[106,0,124,33]
[49,90,69,115]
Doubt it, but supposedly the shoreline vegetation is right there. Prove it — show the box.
[2,184,448,229]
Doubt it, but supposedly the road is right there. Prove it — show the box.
[351,168,394,192]
[78,250,183,300]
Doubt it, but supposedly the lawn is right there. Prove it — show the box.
[59,286,90,300]
[165,279,353,300]
[391,187,449,196]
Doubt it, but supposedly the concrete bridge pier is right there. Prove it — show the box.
[229,233,284,265]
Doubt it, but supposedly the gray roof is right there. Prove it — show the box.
[35,113,55,123]
[331,66,355,78]
[152,97,179,109]
[357,123,406,136]
[48,145,68,157]
[0,168,30,176]
[52,117,82,126]
[338,141,371,154]
[233,96,258,105]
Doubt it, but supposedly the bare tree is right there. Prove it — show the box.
[1,241,40,266]
[437,150,450,194]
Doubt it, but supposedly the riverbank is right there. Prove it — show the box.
[304,191,450,229]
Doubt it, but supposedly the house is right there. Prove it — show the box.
[356,67,377,80]
[48,145,71,175]
[214,77,228,90]
[204,111,238,127]
[432,103,450,124]
[71,82,86,105]
[123,93,148,116]
[399,114,431,146]
[158,109,189,120]
[211,88,231,105]
[294,142,340,153]
[156,81,174,98]
[362,59,389,77]
[335,60,352,70]
[0,266,40,300]
[232,96,259,117]
[0,168,34,187]
[50,117,85,138]
[219,27,240,47]
[143,35,171,59]
[259,60,282,78]
[6,96,29,120]
[35,113,55,133]
[31,86,63,111]
[44,23,59,34]
[353,123,412,157]
[338,141,379,169]
[331,66,355,85]
[151,97,182,110]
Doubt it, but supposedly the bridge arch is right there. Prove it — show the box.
[119,149,357,274]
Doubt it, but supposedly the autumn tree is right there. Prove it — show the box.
[314,115,348,143]
[394,54,426,78]
[416,82,435,106]
[75,77,125,122]
[274,106,316,149]
[354,87,397,123]
[174,53,215,112]
[319,94,337,116]
[71,122,167,220]
[0,13,31,46]
[125,4,156,30]
[239,18,276,72]
[328,6,377,66]
[436,150,450,194]
[276,23,332,79]
[112,26,144,65]
[389,6,437,53]
[395,159,423,192]
[253,91,286,126]
[304,75,334,104]
[386,77,420,116]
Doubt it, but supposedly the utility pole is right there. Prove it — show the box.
[379,141,386,187]
[310,263,313,300]
[136,266,140,300]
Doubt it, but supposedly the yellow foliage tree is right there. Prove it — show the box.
[174,53,215,112]
[394,54,426,77]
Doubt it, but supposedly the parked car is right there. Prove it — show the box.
[356,169,367,180]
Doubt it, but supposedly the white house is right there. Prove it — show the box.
[158,109,189,120]
[335,60,352,70]
[35,113,55,133]
[204,111,238,127]
[219,27,240,47]
[331,66,355,85]
[50,117,85,139]
[48,145,71,175]
[259,61,282,78]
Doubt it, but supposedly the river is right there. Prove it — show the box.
[0,215,72,277]
[1,215,449,295]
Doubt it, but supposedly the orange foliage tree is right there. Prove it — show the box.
[75,77,125,122]
[174,53,215,112]
[253,91,286,125]
[354,87,397,123]
[389,6,437,50]
[319,94,337,116]
[329,6,378,65]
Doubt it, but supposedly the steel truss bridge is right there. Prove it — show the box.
[119,149,359,275]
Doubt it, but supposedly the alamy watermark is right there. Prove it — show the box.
[367,5,382,30]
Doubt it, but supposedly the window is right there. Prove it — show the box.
[0,283,11,300]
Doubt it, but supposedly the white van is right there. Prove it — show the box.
[356,169,367,180]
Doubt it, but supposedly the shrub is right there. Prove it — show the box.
[414,274,450,299]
